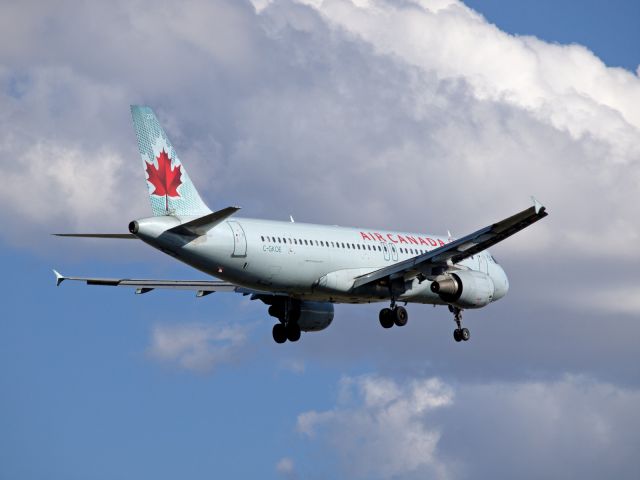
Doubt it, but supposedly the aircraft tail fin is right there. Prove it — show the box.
[130,105,211,217]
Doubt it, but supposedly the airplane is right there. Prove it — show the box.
[53,106,548,344]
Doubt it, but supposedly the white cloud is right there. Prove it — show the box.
[147,322,249,373]
[276,457,296,478]
[299,0,640,135]
[582,286,640,315]
[278,358,306,374]
[0,65,147,240]
[297,375,453,479]
[296,374,640,479]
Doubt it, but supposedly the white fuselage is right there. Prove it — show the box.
[134,216,509,306]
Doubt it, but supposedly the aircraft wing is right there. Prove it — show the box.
[53,270,267,297]
[52,233,137,239]
[351,198,548,289]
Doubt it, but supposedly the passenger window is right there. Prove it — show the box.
[304,240,308,245]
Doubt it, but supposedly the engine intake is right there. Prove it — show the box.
[431,271,495,309]
[430,275,461,297]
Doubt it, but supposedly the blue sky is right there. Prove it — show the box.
[1,1,639,479]
[465,0,640,71]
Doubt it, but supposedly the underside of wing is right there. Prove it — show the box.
[52,270,267,297]
[352,198,548,289]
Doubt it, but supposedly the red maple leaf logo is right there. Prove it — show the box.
[146,149,182,211]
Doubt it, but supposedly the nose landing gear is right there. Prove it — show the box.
[449,306,470,342]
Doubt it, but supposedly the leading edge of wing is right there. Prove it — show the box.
[351,198,548,289]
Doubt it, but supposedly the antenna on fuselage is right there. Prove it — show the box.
[290,215,295,223]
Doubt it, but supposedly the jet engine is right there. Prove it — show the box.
[266,298,334,332]
[430,270,495,309]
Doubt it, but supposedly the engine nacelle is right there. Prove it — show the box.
[267,299,334,332]
[430,270,495,309]
[296,301,334,332]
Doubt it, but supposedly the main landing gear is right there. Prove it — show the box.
[379,302,409,329]
[450,305,470,342]
[269,300,302,344]
[272,321,301,344]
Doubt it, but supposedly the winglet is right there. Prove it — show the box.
[53,269,66,287]
[531,196,545,214]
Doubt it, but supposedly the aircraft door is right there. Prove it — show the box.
[390,244,398,262]
[227,221,247,257]
[382,242,390,261]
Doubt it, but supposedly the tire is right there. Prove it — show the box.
[272,323,287,344]
[394,306,408,327]
[461,327,470,341]
[379,308,394,329]
[453,328,462,342]
[286,323,301,342]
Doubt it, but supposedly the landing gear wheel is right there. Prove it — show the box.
[379,308,394,329]
[453,328,462,342]
[286,323,301,342]
[460,327,470,341]
[272,323,287,344]
[394,306,408,327]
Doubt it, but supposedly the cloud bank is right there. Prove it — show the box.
[297,373,640,479]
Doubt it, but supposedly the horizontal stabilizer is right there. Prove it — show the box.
[168,206,241,236]
[53,233,137,239]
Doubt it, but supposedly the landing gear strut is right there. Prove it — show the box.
[450,306,470,342]
[379,304,408,329]
[270,298,302,344]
